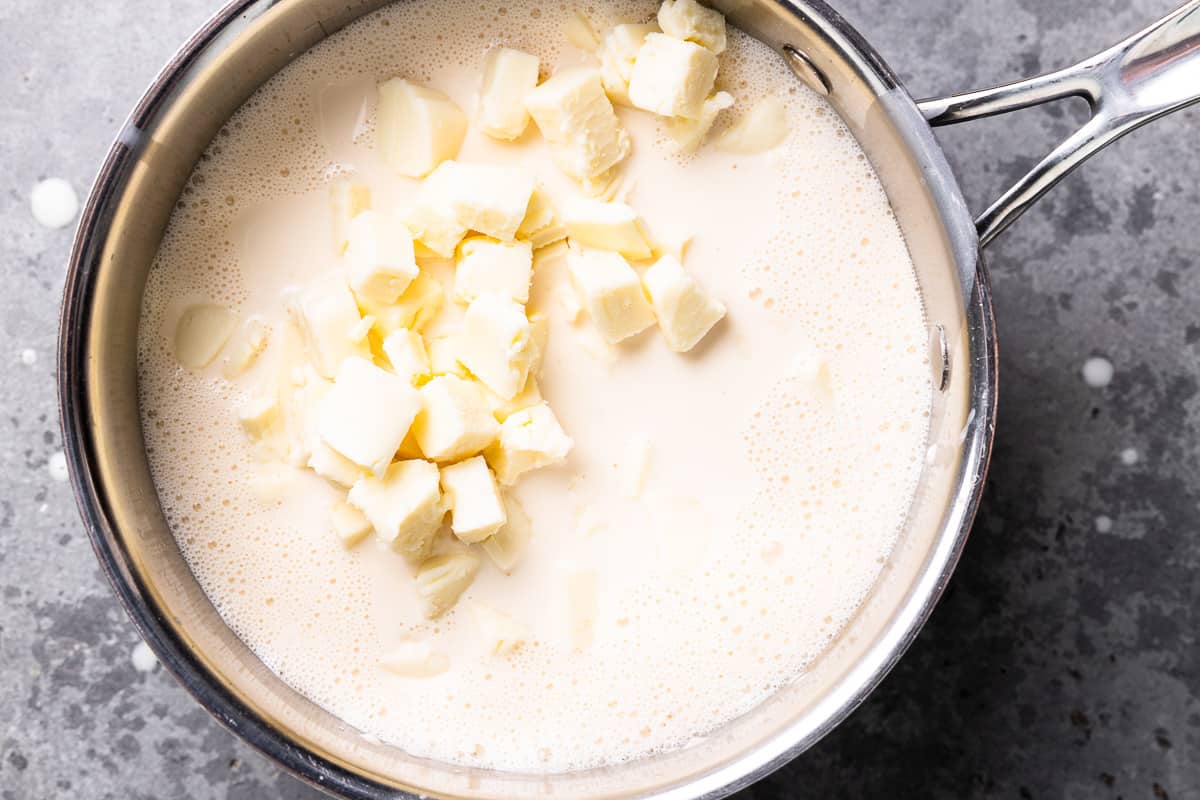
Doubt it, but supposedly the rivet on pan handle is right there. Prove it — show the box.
[917,0,1200,247]
[782,45,831,97]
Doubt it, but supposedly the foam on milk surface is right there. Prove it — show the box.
[137,0,932,773]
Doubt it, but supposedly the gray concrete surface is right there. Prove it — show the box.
[2,0,1197,797]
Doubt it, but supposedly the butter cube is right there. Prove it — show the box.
[469,602,527,655]
[330,178,371,255]
[412,375,500,462]
[440,456,507,543]
[667,91,733,153]
[344,209,419,304]
[415,550,480,618]
[404,163,468,257]
[628,33,718,119]
[426,335,470,379]
[527,312,549,375]
[524,68,632,183]
[567,248,656,343]
[562,198,653,259]
[330,499,373,547]
[516,188,567,249]
[238,395,279,440]
[485,402,573,484]
[565,10,600,51]
[293,273,371,378]
[445,162,535,242]
[657,0,727,53]
[359,271,446,337]
[380,639,449,677]
[641,254,726,352]
[382,328,431,384]
[222,318,270,378]
[598,23,658,106]
[317,357,422,475]
[376,78,467,178]
[175,304,237,369]
[348,460,444,562]
[478,48,540,141]
[457,295,533,400]
[455,237,533,304]
[715,94,789,154]
[279,371,331,467]
[481,493,532,572]
[489,376,542,421]
[308,439,365,488]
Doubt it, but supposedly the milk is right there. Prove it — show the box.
[137,0,932,773]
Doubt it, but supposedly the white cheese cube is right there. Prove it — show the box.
[641,254,726,352]
[222,318,270,378]
[376,78,467,178]
[379,639,449,677]
[344,209,419,304]
[481,493,532,572]
[175,304,237,369]
[657,0,727,53]
[238,395,278,440]
[292,273,370,378]
[411,375,500,462]
[478,48,540,141]
[457,295,534,400]
[445,162,536,242]
[382,328,431,384]
[454,237,533,304]
[404,163,468,257]
[527,312,549,375]
[485,402,573,484]
[566,247,656,343]
[329,178,370,255]
[317,357,422,475]
[469,602,527,655]
[308,439,365,488]
[426,335,470,379]
[628,33,718,119]
[598,23,658,106]
[516,188,568,249]
[415,551,480,618]
[667,90,733,153]
[565,10,600,51]
[524,68,632,183]
[562,198,653,260]
[715,94,789,153]
[358,271,446,337]
[330,499,372,546]
[348,460,444,562]
[440,456,507,543]
[489,376,543,421]
[279,371,331,467]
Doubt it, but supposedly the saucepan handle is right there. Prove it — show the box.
[917,0,1200,247]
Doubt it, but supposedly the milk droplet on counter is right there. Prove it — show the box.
[131,641,159,672]
[20,348,37,365]
[1119,447,1139,465]
[1081,356,1113,388]
[47,451,69,482]
[1094,515,1113,533]
[30,177,80,229]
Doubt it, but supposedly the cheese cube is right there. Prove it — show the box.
[308,439,365,488]
[566,248,656,343]
[516,188,567,249]
[376,79,467,178]
[440,456,507,543]
[445,162,536,241]
[641,254,726,352]
[524,68,632,182]
[404,163,468,257]
[657,0,727,53]
[329,178,371,255]
[382,328,431,385]
[628,33,718,119]
[238,395,279,440]
[481,493,532,572]
[478,48,540,141]
[714,94,789,154]
[222,318,270,378]
[330,499,373,547]
[469,602,527,655]
[485,402,573,484]
[359,271,446,337]
[317,357,422,475]
[667,91,733,153]
[598,23,658,106]
[565,10,600,51]
[455,237,533,304]
[527,312,549,375]
[562,198,653,260]
[175,304,237,369]
[344,209,419,304]
[379,639,449,677]
[293,273,371,378]
[426,335,470,379]
[348,460,444,562]
[415,551,480,618]
[412,375,500,462]
[279,371,331,467]
[457,295,533,399]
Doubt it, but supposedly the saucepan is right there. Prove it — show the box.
[58,0,1200,797]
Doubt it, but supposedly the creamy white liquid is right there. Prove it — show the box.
[138,0,932,773]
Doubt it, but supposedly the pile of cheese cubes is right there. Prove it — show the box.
[237,0,736,623]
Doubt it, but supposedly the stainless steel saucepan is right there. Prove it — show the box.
[58,1,1200,797]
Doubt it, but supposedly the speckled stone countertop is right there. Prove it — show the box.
[2,0,1197,797]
